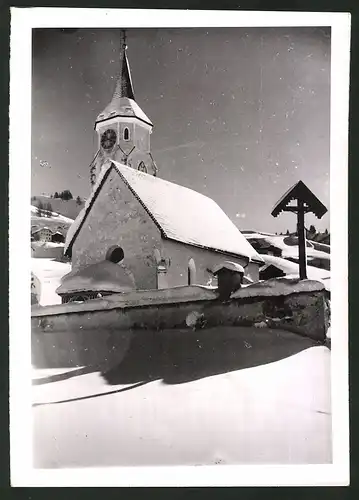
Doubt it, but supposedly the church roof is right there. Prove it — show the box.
[65,161,263,264]
[96,97,153,128]
[95,40,152,127]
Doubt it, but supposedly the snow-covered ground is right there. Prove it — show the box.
[32,242,65,249]
[33,338,331,467]
[31,205,74,224]
[31,258,71,306]
[245,233,330,263]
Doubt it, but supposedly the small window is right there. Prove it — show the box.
[157,258,168,289]
[188,258,196,285]
[154,249,161,265]
[106,245,124,264]
[123,127,130,141]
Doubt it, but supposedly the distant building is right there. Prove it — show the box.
[51,231,65,243]
[259,264,286,281]
[32,227,53,242]
[247,237,282,258]
[31,226,66,244]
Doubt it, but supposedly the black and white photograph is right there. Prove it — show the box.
[9,8,350,487]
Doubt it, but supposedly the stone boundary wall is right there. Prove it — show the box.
[32,279,329,369]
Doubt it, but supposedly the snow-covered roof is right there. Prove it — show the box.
[259,255,330,291]
[96,97,153,128]
[212,261,245,275]
[32,226,53,234]
[245,234,330,261]
[65,161,263,263]
[56,260,135,295]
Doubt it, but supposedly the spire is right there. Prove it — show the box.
[112,29,135,101]
[95,29,152,127]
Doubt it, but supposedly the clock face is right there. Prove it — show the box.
[101,129,117,150]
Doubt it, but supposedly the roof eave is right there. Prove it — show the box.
[163,235,263,265]
[94,113,153,130]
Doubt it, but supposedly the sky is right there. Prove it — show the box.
[31,27,331,234]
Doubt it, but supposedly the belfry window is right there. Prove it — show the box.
[123,127,130,141]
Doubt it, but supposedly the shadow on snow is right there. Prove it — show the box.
[101,326,318,386]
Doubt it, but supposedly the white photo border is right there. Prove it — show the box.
[9,7,351,487]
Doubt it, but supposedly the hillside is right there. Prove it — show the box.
[31,195,85,221]
[31,205,74,234]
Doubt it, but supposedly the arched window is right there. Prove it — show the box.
[157,258,168,289]
[106,245,124,264]
[123,127,130,141]
[154,249,161,265]
[188,258,196,285]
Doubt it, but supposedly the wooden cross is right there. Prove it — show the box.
[271,180,328,280]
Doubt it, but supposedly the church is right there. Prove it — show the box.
[61,32,263,302]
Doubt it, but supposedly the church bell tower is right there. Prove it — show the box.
[90,30,157,186]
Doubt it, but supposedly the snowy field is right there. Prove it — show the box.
[31,205,74,224]
[33,339,331,468]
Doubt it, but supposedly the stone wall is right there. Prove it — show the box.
[32,280,328,369]
[72,167,162,290]
[162,239,259,288]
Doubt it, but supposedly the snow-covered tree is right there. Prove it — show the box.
[36,201,44,217]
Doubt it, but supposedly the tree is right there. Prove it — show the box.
[36,201,44,217]
[324,228,329,235]
[43,202,53,216]
[76,195,82,206]
[286,229,290,236]
[54,192,59,198]
[60,189,73,201]
[309,224,316,234]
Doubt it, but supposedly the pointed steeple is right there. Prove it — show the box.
[95,29,152,127]
[112,30,135,101]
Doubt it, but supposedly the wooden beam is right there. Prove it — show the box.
[282,207,299,213]
[297,199,307,280]
[282,206,311,214]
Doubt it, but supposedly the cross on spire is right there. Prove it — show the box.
[120,29,127,50]
[112,28,134,100]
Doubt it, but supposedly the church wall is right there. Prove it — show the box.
[126,150,152,172]
[161,239,259,288]
[97,121,120,151]
[133,123,150,152]
[71,167,162,290]
[118,121,135,144]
